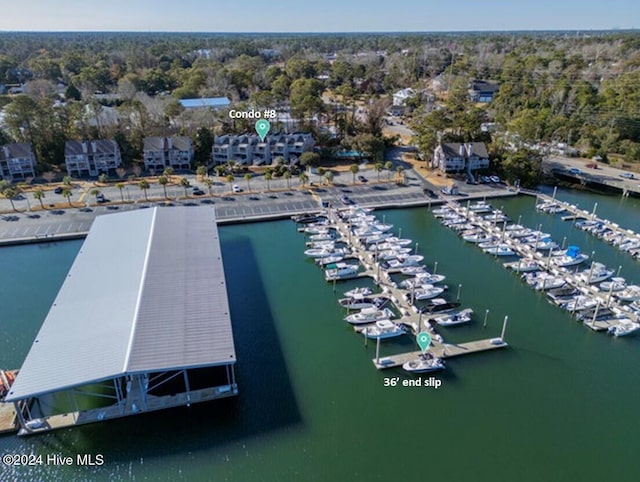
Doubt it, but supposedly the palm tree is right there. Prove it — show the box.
[384,161,393,181]
[98,173,108,184]
[163,167,174,182]
[317,167,325,185]
[395,166,405,185]
[158,176,169,199]
[284,171,292,189]
[90,188,101,205]
[299,172,309,188]
[324,171,334,185]
[33,189,45,209]
[179,177,190,197]
[196,165,207,180]
[61,187,73,207]
[62,176,72,186]
[244,173,252,192]
[264,171,272,191]
[3,187,18,211]
[138,180,150,201]
[349,164,360,184]
[115,182,125,202]
[203,177,213,195]
[374,162,383,182]
[226,174,235,192]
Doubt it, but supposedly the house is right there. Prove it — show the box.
[178,97,231,110]
[432,142,489,173]
[468,80,500,103]
[143,136,193,171]
[65,140,122,177]
[212,133,315,166]
[392,88,416,107]
[0,143,36,182]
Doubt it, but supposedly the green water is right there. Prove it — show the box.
[1,188,640,481]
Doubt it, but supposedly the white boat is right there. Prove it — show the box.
[376,248,412,260]
[345,307,395,325]
[325,264,359,281]
[411,285,446,300]
[576,263,614,284]
[483,244,516,256]
[316,255,345,266]
[524,272,566,290]
[339,295,386,310]
[382,255,424,270]
[435,308,474,327]
[402,353,446,373]
[561,295,599,312]
[599,277,626,292]
[400,266,427,276]
[304,247,335,258]
[608,319,640,337]
[362,232,393,245]
[504,258,541,273]
[344,287,373,298]
[400,274,446,289]
[462,232,494,244]
[551,253,589,267]
[362,320,407,339]
[483,211,510,223]
[615,285,640,302]
[468,201,493,213]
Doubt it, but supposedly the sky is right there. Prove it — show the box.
[0,0,638,32]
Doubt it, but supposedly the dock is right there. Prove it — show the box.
[0,370,19,434]
[373,338,507,369]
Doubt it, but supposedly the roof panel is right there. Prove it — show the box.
[5,206,235,402]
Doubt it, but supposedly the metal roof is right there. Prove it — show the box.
[178,97,230,109]
[5,206,236,402]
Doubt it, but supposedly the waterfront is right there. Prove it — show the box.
[1,188,640,481]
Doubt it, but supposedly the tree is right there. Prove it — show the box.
[244,173,252,192]
[158,176,169,199]
[61,187,73,207]
[264,171,272,191]
[98,173,108,184]
[63,176,72,186]
[163,167,174,182]
[33,188,45,209]
[284,170,292,189]
[384,161,393,181]
[115,182,125,202]
[300,152,320,172]
[203,177,213,195]
[3,187,18,212]
[323,170,334,185]
[299,172,309,187]
[138,180,150,201]
[226,174,235,192]
[196,165,207,180]
[90,188,101,204]
[349,164,360,184]
[180,177,191,197]
[374,162,383,182]
[395,166,405,185]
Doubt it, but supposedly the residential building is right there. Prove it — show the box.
[0,143,36,182]
[212,133,315,166]
[468,80,500,103]
[392,88,416,107]
[65,139,122,177]
[432,142,489,173]
[143,136,194,171]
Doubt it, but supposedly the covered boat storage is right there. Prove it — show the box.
[4,206,237,435]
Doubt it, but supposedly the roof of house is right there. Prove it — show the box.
[5,206,236,402]
[440,142,489,159]
[64,140,119,156]
[469,81,500,94]
[178,97,231,109]
[0,143,33,160]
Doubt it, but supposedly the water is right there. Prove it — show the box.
[1,187,640,481]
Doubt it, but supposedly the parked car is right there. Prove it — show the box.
[489,176,501,183]
[232,184,242,193]
[192,189,205,196]
[54,187,63,194]
[340,195,354,205]
[568,167,581,175]
[619,172,634,179]
[357,175,368,183]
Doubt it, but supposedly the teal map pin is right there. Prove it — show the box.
[255,119,271,141]
[417,331,432,352]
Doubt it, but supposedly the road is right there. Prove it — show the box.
[545,156,640,194]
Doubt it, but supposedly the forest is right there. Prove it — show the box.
[0,30,639,178]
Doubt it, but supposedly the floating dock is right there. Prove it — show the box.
[0,370,19,434]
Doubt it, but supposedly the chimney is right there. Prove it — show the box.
[82,141,88,154]
[459,144,465,157]
[466,143,473,157]
[167,137,173,150]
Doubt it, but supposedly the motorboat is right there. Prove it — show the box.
[560,295,599,312]
[381,255,424,271]
[468,201,493,213]
[576,263,614,284]
[325,264,359,281]
[504,258,541,273]
[599,277,627,292]
[483,244,516,256]
[433,308,473,327]
[362,320,407,339]
[400,266,428,276]
[293,213,325,224]
[547,286,580,304]
[615,285,640,302]
[400,274,446,289]
[524,272,566,290]
[344,307,395,325]
[344,287,373,298]
[411,285,446,301]
[376,247,412,261]
[551,246,589,267]
[316,255,345,266]
[462,232,494,244]
[339,295,387,310]
[402,353,446,373]
[483,211,510,223]
[424,299,461,313]
[608,319,640,337]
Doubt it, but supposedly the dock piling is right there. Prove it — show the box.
[500,315,509,341]
[457,284,463,301]
[483,309,489,329]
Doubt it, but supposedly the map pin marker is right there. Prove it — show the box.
[417,332,432,353]
[255,119,271,142]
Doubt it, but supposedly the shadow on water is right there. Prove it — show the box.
[33,235,302,462]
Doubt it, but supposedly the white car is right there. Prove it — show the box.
[232,184,242,193]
